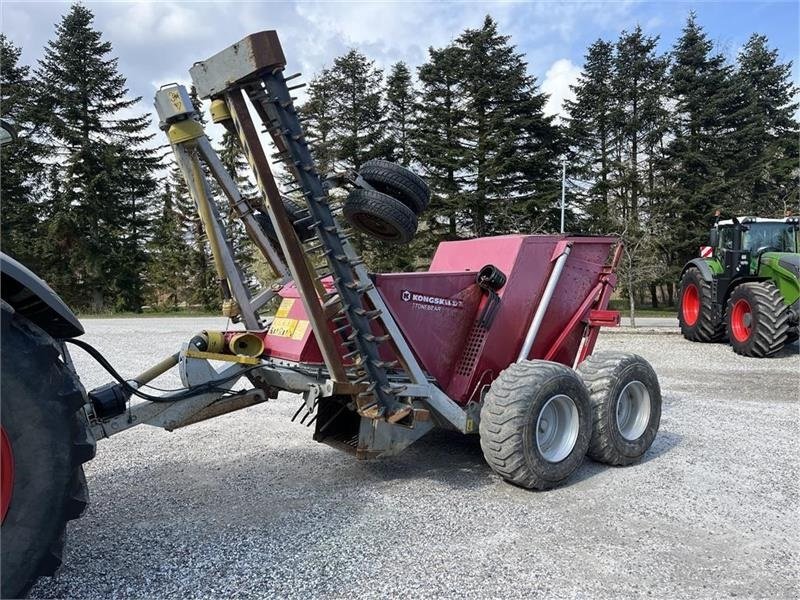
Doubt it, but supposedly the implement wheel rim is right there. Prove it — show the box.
[535,394,579,463]
[731,298,752,342]
[616,381,651,441]
[682,283,700,326]
[1,426,13,522]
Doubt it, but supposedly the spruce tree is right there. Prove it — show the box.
[384,62,417,166]
[612,26,668,227]
[729,34,799,215]
[415,45,467,240]
[0,35,45,270]
[565,39,617,233]
[327,49,384,170]
[301,68,337,177]
[453,16,560,236]
[665,14,734,269]
[611,27,669,316]
[34,4,158,311]
[145,183,191,308]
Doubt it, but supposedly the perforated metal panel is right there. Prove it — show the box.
[456,322,488,377]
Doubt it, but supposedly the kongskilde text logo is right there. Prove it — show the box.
[400,289,463,309]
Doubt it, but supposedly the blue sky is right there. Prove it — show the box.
[2,1,797,130]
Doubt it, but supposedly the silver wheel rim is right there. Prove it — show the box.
[535,394,579,463]
[616,381,651,441]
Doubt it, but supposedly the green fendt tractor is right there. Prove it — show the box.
[678,216,799,357]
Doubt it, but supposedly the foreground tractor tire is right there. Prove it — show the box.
[1,307,95,599]
[358,159,431,214]
[576,353,661,466]
[343,188,418,244]
[678,267,724,342]
[479,361,591,490]
[726,281,790,358]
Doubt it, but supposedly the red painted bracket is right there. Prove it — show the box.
[588,309,620,327]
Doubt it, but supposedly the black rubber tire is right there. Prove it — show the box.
[576,352,662,466]
[254,196,314,244]
[479,360,591,490]
[358,159,430,214]
[678,266,725,342]
[726,281,790,358]
[1,306,95,599]
[343,188,418,245]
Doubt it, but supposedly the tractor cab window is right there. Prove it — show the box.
[717,226,735,251]
[741,223,797,254]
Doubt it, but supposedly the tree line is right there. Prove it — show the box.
[1,5,797,314]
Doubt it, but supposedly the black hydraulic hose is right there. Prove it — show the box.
[64,338,261,403]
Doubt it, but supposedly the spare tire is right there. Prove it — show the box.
[1,306,95,598]
[358,159,430,214]
[343,188,418,245]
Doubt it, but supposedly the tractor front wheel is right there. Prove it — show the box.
[678,267,724,342]
[1,307,95,598]
[726,282,790,358]
[479,361,591,490]
[576,353,662,466]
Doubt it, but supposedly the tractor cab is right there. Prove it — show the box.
[709,217,799,278]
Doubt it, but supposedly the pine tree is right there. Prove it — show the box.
[384,62,417,166]
[565,39,617,232]
[0,35,45,271]
[327,50,384,170]
[728,34,799,215]
[34,4,158,311]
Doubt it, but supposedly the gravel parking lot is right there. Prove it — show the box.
[31,317,799,599]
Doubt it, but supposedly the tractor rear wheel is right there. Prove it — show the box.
[479,360,591,490]
[358,159,430,214]
[1,306,95,598]
[726,281,790,358]
[678,267,724,342]
[576,353,661,466]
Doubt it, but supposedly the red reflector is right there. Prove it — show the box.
[588,309,620,327]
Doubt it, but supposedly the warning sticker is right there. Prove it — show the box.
[269,317,297,337]
[275,298,295,318]
[291,320,309,340]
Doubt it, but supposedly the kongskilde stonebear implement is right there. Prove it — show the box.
[0,31,662,597]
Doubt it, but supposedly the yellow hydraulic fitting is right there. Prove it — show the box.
[167,119,204,144]
[210,98,232,124]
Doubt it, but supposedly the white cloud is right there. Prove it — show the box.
[106,1,213,43]
[541,58,581,121]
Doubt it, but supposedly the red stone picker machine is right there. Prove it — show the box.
[0,31,662,597]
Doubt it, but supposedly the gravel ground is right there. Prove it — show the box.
[30,317,799,599]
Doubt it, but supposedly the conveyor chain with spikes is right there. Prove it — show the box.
[245,70,410,423]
